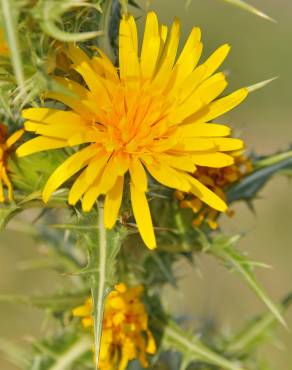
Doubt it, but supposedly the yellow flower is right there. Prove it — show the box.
[0,124,24,202]
[17,11,248,248]
[73,283,156,370]
[0,31,9,56]
[176,154,253,229]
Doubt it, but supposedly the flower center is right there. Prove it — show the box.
[96,84,171,155]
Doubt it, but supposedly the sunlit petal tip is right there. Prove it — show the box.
[16,145,27,157]
[221,43,231,55]
[82,202,93,213]
[41,190,50,204]
[146,239,157,250]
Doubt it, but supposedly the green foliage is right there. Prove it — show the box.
[55,207,128,368]
[218,0,275,22]
[227,150,292,204]
[207,234,285,326]
[160,321,246,370]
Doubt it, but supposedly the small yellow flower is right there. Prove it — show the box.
[0,31,9,56]
[17,11,248,248]
[0,124,24,202]
[73,283,156,370]
[176,154,253,229]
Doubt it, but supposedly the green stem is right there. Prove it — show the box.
[91,203,107,369]
[0,0,26,95]
[161,322,246,370]
[99,0,114,60]
[49,336,92,370]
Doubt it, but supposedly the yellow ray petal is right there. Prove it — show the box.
[156,154,196,172]
[22,107,85,126]
[140,11,161,80]
[0,179,4,202]
[92,48,119,82]
[129,157,148,192]
[213,138,244,151]
[24,121,88,141]
[178,123,231,137]
[173,137,217,152]
[53,76,90,100]
[67,43,91,66]
[152,17,180,86]
[190,88,248,124]
[173,27,202,85]
[176,27,201,68]
[6,129,24,148]
[17,136,67,157]
[176,65,207,102]
[144,161,191,192]
[67,129,104,146]
[201,43,230,79]
[187,175,227,212]
[68,152,110,205]
[45,91,93,118]
[130,182,156,249]
[119,14,140,81]
[82,179,102,212]
[99,154,129,194]
[104,176,124,229]
[42,145,99,203]
[1,167,13,200]
[169,98,203,123]
[190,72,227,104]
[191,152,234,167]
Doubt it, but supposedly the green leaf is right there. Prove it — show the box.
[47,336,92,370]
[0,0,26,95]
[9,150,67,194]
[0,291,88,312]
[219,0,276,22]
[161,320,246,370]
[208,235,286,327]
[225,293,292,355]
[35,0,103,42]
[0,203,21,230]
[70,205,128,369]
[227,150,292,203]
[29,330,92,370]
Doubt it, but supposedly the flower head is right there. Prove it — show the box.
[17,11,248,248]
[73,283,156,370]
[0,124,23,202]
[176,153,253,229]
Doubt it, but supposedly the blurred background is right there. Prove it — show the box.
[0,0,291,368]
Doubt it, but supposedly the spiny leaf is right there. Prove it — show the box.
[225,293,292,354]
[161,320,246,370]
[9,150,67,194]
[29,331,92,370]
[34,0,103,42]
[208,235,286,327]
[219,0,276,22]
[47,336,92,370]
[227,150,292,203]
[0,203,21,230]
[0,0,26,95]
[247,76,278,93]
[0,291,88,312]
[72,206,128,369]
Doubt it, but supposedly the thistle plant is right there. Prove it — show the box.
[0,1,291,370]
